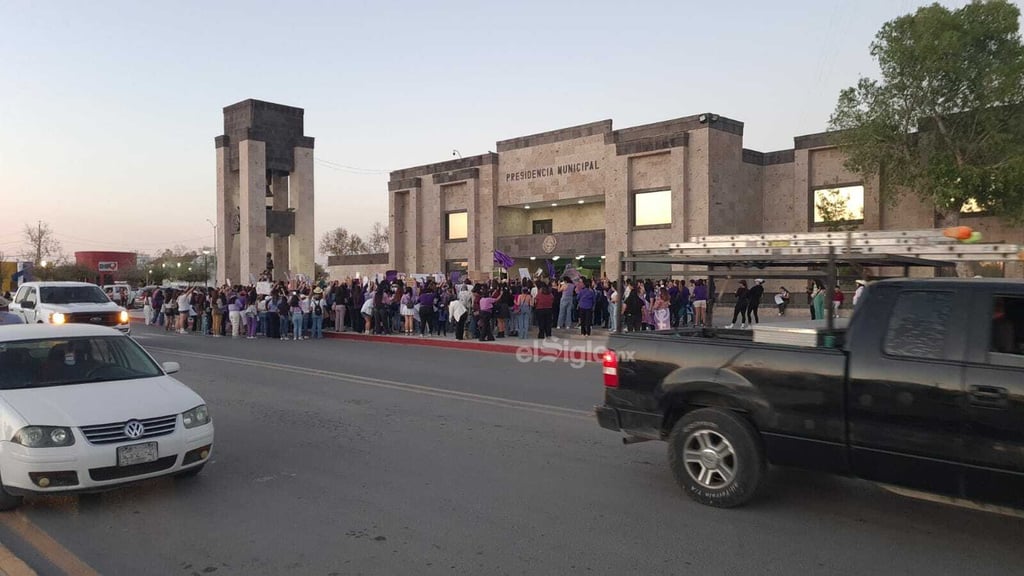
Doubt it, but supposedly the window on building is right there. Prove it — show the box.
[812,185,865,224]
[883,291,953,360]
[445,260,468,274]
[532,219,553,235]
[634,190,672,227]
[446,211,468,241]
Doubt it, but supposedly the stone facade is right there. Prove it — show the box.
[326,253,389,282]
[387,113,1024,280]
[215,99,315,285]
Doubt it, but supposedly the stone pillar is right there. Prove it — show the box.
[239,140,267,284]
[388,189,400,271]
[793,149,811,232]
[474,165,497,280]
[270,172,290,280]
[407,187,420,272]
[466,178,480,277]
[290,147,315,280]
[215,144,239,285]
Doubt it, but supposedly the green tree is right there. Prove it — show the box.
[367,221,389,254]
[319,227,370,256]
[36,264,96,282]
[829,0,1024,226]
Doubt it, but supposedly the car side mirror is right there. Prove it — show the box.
[162,361,180,374]
[21,301,35,309]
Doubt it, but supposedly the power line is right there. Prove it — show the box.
[314,157,391,175]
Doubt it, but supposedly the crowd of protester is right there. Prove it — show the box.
[138,275,840,341]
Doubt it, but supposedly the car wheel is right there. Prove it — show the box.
[174,464,205,479]
[0,473,24,511]
[668,408,765,508]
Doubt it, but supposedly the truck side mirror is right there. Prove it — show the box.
[21,301,35,309]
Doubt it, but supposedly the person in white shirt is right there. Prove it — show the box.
[143,291,153,325]
[608,283,620,332]
[176,289,193,334]
[853,279,867,307]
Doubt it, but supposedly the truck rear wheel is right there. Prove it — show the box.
[668,408,765,508]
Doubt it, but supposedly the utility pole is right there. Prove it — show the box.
[36,220,43,265]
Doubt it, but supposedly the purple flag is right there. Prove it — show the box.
[385,270,398,282]
[546,260,556,278]
[493,249,514,269]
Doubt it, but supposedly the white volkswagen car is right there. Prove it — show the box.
[0,324,214,509]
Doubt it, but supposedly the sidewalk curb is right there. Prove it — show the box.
[130,316,603,363]
[323,331,604,363]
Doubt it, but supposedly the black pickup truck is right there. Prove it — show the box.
[596,278,1024,508]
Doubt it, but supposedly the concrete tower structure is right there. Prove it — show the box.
[214,99,315,285]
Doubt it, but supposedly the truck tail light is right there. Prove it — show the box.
[603,349,619,388]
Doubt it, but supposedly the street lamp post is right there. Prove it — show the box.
[202,250,210,287]
[205,218,217,284]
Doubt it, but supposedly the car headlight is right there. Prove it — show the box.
[51,312,66,325]
[182,405,210,429]
[12,426,75,448]
[119,310,129,323]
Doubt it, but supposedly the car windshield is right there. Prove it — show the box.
[0,336,163,389]
[40,286,111,304]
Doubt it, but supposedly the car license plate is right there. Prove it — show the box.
[117,442,158,467]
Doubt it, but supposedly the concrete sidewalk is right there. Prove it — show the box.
[129,304,849,362]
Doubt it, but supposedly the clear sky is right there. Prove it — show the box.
[0,0,998,261]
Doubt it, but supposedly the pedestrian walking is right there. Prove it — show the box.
[726,280,750,329]
[577,278,596,336]
[746,279,764,325]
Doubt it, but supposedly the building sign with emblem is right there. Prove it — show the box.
[98,262,118,272]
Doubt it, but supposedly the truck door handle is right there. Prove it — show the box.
[969,385,1008,406]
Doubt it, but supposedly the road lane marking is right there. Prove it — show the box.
[0,538,36,576]
[146,347,593,421]
[0,512,99,576]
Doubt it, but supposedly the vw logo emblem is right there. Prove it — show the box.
[124,420,145,440]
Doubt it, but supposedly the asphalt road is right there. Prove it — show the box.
[2,325,1023,575]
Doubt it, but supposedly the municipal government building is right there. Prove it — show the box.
[367,112,1022,280]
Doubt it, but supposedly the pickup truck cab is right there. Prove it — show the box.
[9,282,131,335]
[596,278,1024,508]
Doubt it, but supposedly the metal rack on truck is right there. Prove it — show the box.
[616,228,1023,331]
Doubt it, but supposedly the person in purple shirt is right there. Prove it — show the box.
[557,277,575,330]
[678,281,691,326]
[577,278,596,336]
[692,279,708,327]
[478,291,496,341]
[418,286,437,336]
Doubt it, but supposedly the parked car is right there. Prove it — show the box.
[9,282,130,334]
[102,284,136,308]
[0,324,214,509]
[596,278,1024,508]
